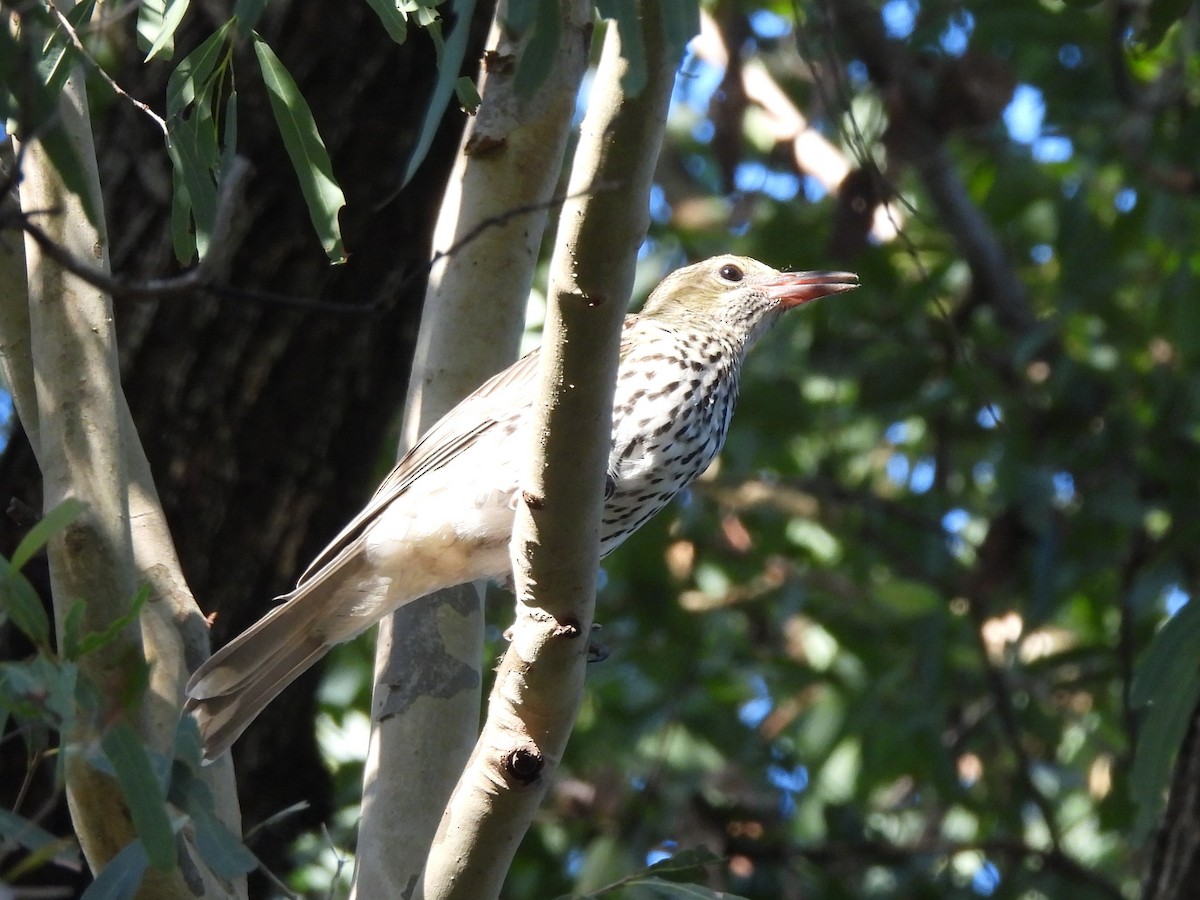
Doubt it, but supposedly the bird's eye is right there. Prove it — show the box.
[718,263,744,283]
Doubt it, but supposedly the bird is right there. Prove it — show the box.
[185,255,859,760]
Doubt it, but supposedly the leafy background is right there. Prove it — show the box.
[4,0,1200,897]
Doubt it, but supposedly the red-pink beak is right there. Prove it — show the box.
[762,271,860,309]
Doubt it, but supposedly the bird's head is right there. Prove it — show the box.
[640,254,859,348]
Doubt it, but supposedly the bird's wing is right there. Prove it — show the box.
[295,347,545,587]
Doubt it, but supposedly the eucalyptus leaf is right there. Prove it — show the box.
[79,839,148,900]
[512,0,559,100]
[252,34,348,262]
[100,722,177,871]
[365,0,410,44]
[0,561,49,648]
[10,497,85,572]
[400,0,477,188]
[143,0,191,61]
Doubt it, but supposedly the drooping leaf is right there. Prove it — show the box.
[365,0,410,44]
[252,34,348,262]
[658,0,700,67]
[140,0,191,61]
[166,104,220,260]
[79,840,149,900]
[0,562,50,649]
[38,0,98,96]
[165,18,233,116]
[454,74,482,113]
[2,7,103,227]
[505,0,538,34]
[1129,599,1200,840]
[170,765,258,878]
[597,0,647,96]
[400,0,477,187]
[512,0,560,100]
[0,807,81,871]
[99,722,176,871]
[219,89,239,179]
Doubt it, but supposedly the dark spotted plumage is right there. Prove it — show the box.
[186,255,859,761]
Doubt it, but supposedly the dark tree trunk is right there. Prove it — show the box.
[0,1,493,891]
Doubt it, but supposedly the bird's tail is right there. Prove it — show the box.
[185,581,342,763]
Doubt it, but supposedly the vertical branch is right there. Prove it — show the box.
[420,7,677,899]
[5,40,242,900]
[353,1,592,896]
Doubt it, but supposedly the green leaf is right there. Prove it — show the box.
[252,34,348,262]
[505,0,538,34]
[513,0,560,100]
[219,89,239,179]
[0,562,50,649]
[642,846,720,878]
[136,0,168,54]
[400,0,477,187]
[170,765,258,878]
[39,0,97,96]
[0,806,81,870]
[70,585,150,660]
[80,839,148,900]
[140,0,191,62]
[169,159,194,263]
[618,878,751,899]
[1131,599,1200,707]
[598,0,647,96]
[99,722,176,871]
[0,657,78,731]
[454,75,481,114]
[10,497,85,572]
[165,18,233,117]
[167,104,220,260]
[1130,600,1200,840]
[365,0,410,44]
[658,1,699,67]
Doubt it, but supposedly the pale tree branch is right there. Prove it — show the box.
[2,53,243,900]
[420,7,677,899]
[691,9,901,242]
[352,0,594,896]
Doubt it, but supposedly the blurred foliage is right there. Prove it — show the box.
[6,0,1200,896]
[477,0,1194,897]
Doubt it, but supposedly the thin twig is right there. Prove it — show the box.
[3,163,601,314]
[43,0,168,138]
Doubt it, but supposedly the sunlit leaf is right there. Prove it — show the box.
[140,0,191,62]
[365,0,410,44]
[252,33,348,262]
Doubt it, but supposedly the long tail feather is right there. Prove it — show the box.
[186,575,357,762]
